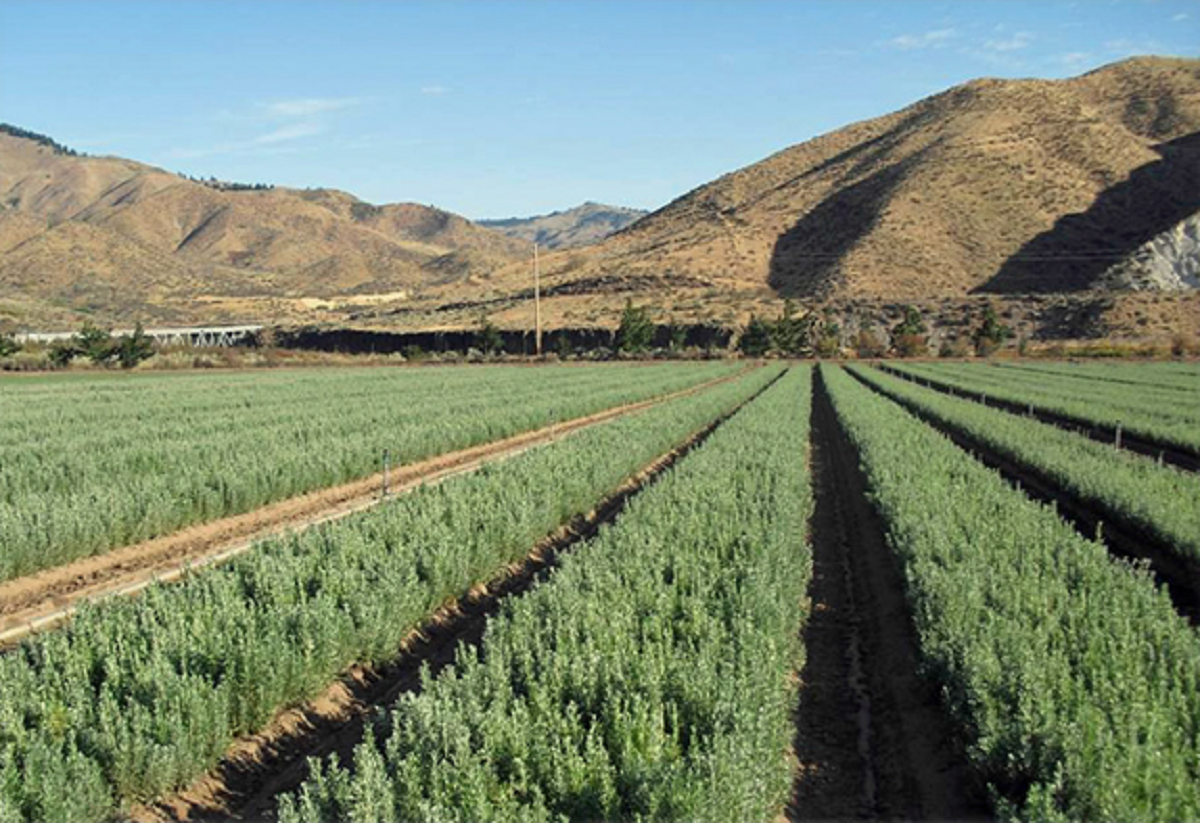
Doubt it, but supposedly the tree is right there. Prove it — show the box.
[891,305,928,357]
[815,321,841,358]
[615,299,654,353]
[475,315,503,354]
[853,328,888,359]
[739,315,772,357]
[115,322,155,369]
[0,334,19,358]
[771,299,803,355]
[972,304,1011,356]
[75,323,117,365]
[49,340,80,368]
[667,320,687,352]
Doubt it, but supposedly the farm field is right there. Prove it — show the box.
[0,359,1197,823]
[0,362,738,582]
[880,361,1200,462]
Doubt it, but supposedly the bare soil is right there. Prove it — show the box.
[786,371,987,821]
[0,369,749,648]
[129,372,775,823]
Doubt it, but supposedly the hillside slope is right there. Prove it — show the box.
[480,202,647,249]
[0,129,525,326]
[464,57,1200,308]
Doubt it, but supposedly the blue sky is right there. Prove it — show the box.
[1,1,1196,219]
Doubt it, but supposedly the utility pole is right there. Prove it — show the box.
[534,242,542,357]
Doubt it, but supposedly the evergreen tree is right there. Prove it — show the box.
[476,315,503,354]
[771,299,803,355]
[739,315,773,356]
[891,305,928,357]
[615,299,654,353]
[116,322,156,369]
[973,304,1012,356]
[75,323,117,365]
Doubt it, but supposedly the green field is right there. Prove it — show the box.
[1,360,1197,822]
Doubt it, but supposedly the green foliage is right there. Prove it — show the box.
[851,365,1200,564]
[280,368,814,823]
[0,367,780,822]
[887,361,1200,453]
[667,320,687,351]
[890,306,927,357]
[475,315,503,355]
[823,365,1200,821]
[814,321,841,358]
[615,299,654,353]
[770,299,804,355]
[0,363,738,581]
[73,323,116,365]
[892,305,926,337]
[972,305,1011,356]
[0,335,19,359]
[0,123,80,156]
[738,315,773,356]
[47,340,80,368]
[115,323,155,369]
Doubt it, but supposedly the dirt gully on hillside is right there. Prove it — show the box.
[786,375,988,821]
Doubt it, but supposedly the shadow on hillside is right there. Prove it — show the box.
[767,151,924,298]
[976,131,1200,294]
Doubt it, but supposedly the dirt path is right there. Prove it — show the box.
[851,368,1200,624]
[131,372,778,823]
[786,371,986,821]
[876,363,1200,473]
[0,369,753,648]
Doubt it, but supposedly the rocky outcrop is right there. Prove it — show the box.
[1098,212,1200,291]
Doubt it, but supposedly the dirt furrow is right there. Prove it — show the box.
[0,369,753,648]
[849,367,1200,624]
[132,371,780,822]
[787,370,985,821]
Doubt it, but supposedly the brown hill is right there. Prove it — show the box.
[0,129,525,327]
[450,56,1200,318]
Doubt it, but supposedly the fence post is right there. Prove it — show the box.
[382,448,390,498]
[1114,424,1122,450]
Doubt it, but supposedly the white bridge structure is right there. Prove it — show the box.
[15,325,262,348]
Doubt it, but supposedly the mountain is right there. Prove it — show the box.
[4,56,1199,339]
[479,202,648,249]
[0,126,526,327]
[447,56,1199,320]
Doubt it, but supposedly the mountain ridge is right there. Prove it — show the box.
[479,202,648,249]
[3,56,1199,338]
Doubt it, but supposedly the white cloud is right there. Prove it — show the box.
[890,28,957,50]
[420,85,449,96]
[1172,12,1189,22]
[253,122,323,144]
[983,31,1034,52]
[166,122,324,159]
[263,97,359,117]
